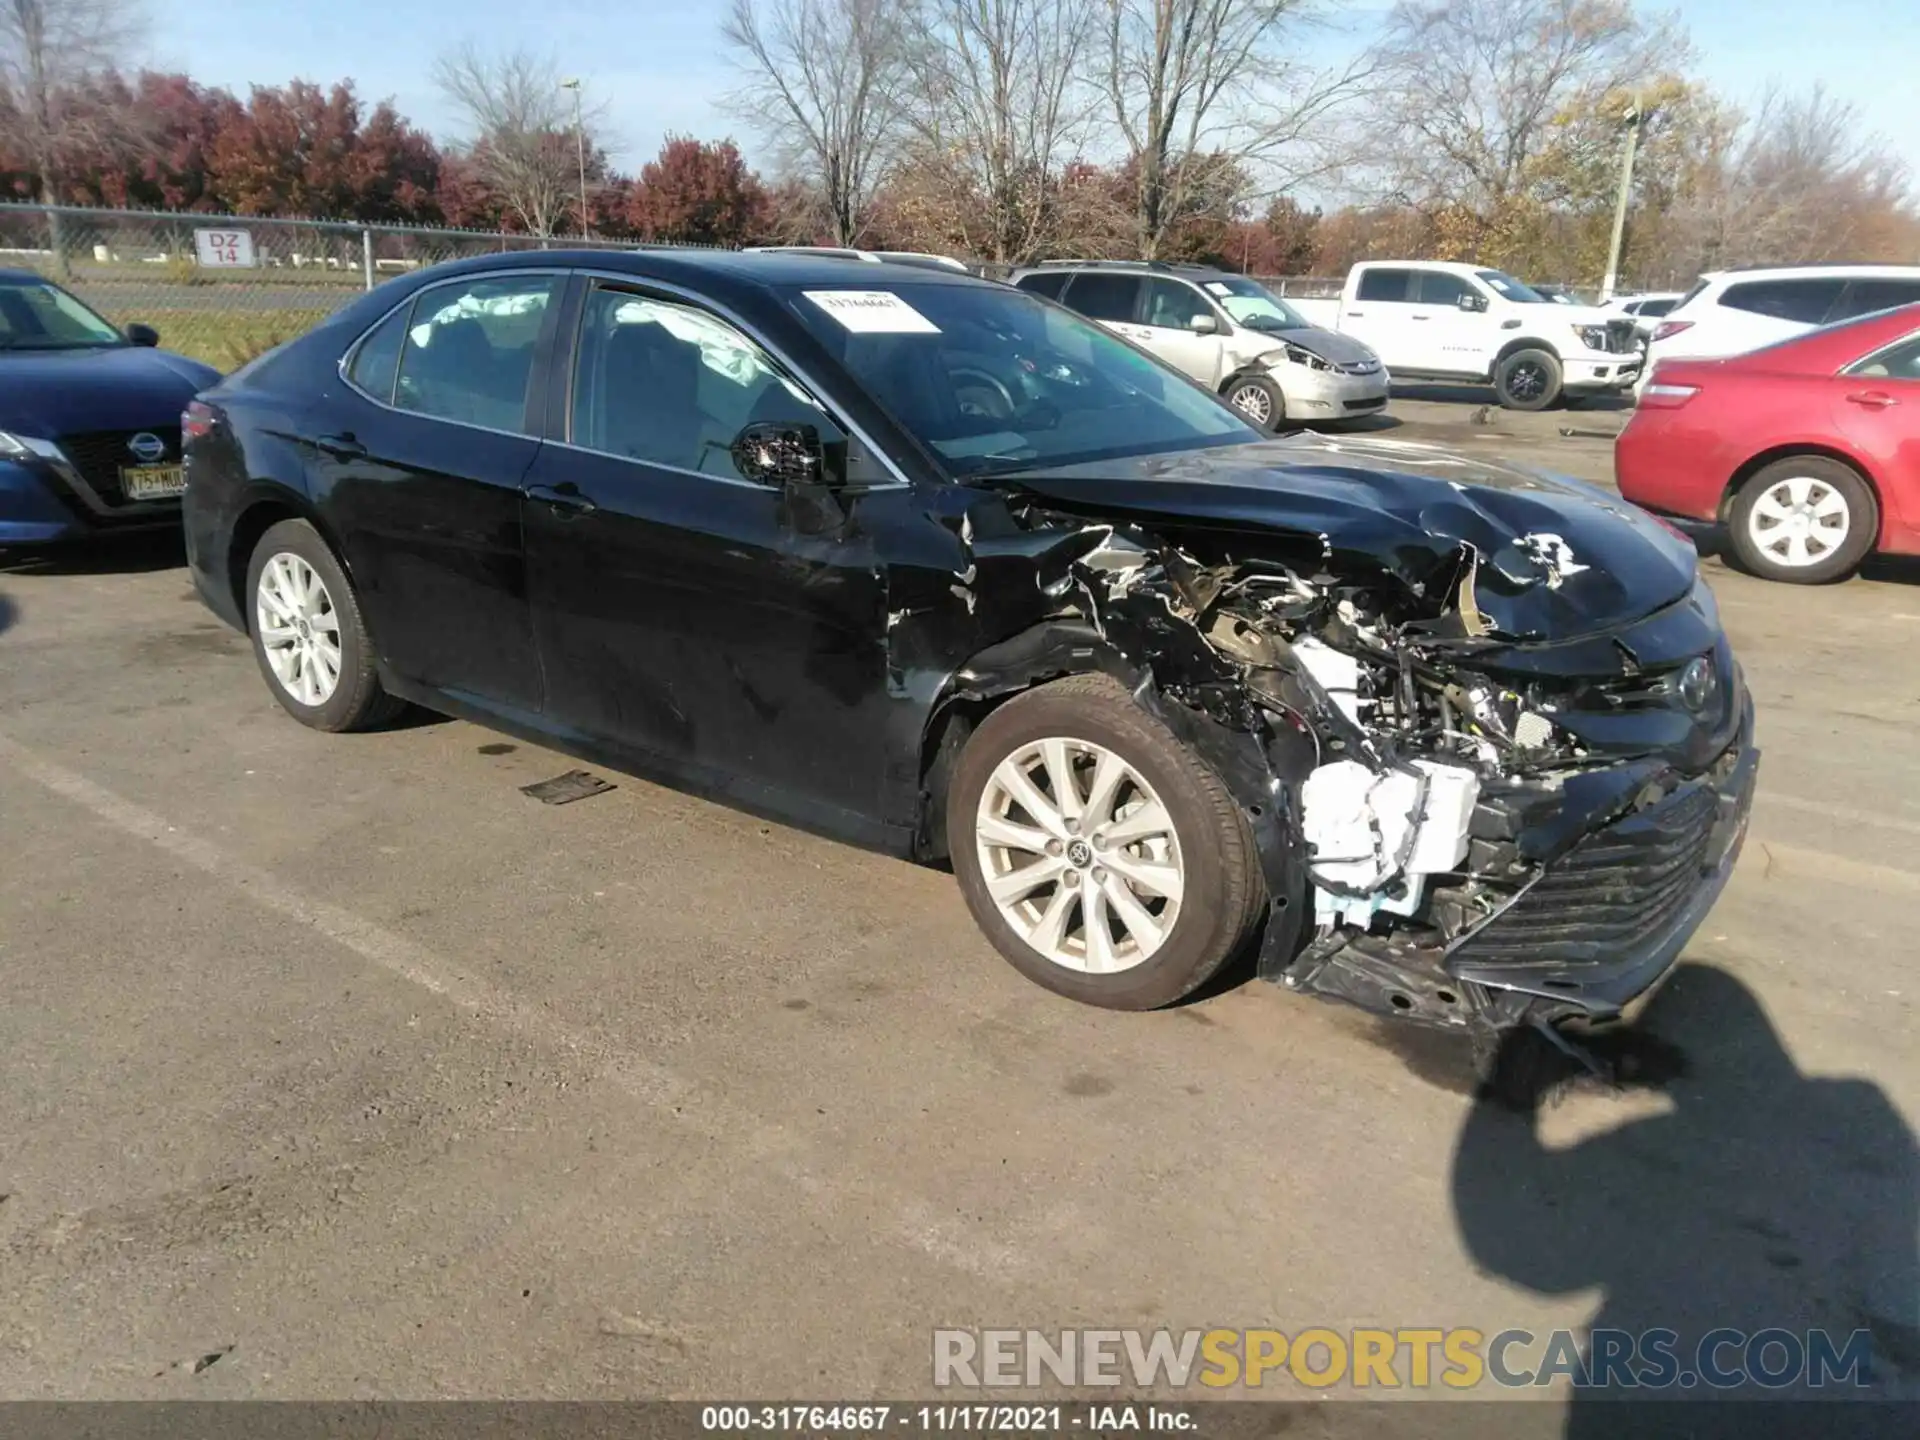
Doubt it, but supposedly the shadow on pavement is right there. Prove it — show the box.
[1451,964,1919,1433]
[0,530,187,576]
[0,588,15,637]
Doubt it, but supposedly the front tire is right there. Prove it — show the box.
[1728,456,1876,584]
[246,518,405,731]
[1223,374,1285,432]
[946,674,1266,1010]
[1494,348,1562,410]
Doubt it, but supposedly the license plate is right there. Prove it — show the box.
[121,464,186,500]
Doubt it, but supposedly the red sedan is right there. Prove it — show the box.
[1616,302,1920,583]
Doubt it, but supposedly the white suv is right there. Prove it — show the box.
[1641,265,1920,386]
[1010,261,1389,428]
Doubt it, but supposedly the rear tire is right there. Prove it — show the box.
[246,519,406,732]
[1223,374,1285,432]
[1727,456,1876,584]
[1494,348,1562,410]
[946,674,1266,1010]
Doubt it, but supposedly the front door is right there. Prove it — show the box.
[1136,278,1230,386]
[1407,270,1492,375]
[320,271,563,712]
[519,280,895,828]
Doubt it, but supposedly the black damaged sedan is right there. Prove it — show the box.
[182,251,1756,1047]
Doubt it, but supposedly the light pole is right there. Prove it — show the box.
[560,78,589,239]
[1600,100,1645,303]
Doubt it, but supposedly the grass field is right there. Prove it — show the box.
[102,307,338,370]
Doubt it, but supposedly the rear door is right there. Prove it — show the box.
[1058,272,1148,345]
[1136,278,1230,385]
[1836,327,1920,542]
[1714,277,1848,354]
[1339,266,1420,367]
[322,270,563,711]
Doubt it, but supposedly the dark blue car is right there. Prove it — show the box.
[0,268,220,545]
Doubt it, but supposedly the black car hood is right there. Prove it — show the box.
[991,434,1698,643]
[1256,326,1378,368]
[0,346,219,437]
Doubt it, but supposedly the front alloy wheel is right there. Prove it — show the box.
[946,674,1267,1010]
[1225,375,1282,430]
[975,737,1184,974]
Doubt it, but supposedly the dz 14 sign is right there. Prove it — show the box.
[194,228,256,269]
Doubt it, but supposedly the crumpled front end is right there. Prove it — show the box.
[956,487,1757,1039]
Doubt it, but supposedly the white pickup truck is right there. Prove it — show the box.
[1286,261,1644,410]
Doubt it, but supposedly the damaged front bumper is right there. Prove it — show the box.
[1277,696,1758,1033]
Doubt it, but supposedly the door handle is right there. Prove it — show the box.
[1346,310,1365,318]
[524,482,597,516]
[1410,314,1431,321]
[314,432,366,460]
[1846,390,1897,409]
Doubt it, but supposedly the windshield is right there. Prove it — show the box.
[1199,276,1312,332]
[1475,270,1552,304]
[0,277,126,349]
[784,282,1258,477]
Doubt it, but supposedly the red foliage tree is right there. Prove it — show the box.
[627,136,770,246]
[205,80,439,222]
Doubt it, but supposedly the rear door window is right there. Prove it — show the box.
[1060,273,1144,323]
[1718,278,1847,325]
[345,305,409,404]
[1355,267,1416,303]
[394,274,560,433]
[1830,278,1920,321]
[1141,278,1215,329]
[1015,271,1070,300]
[1845,331,1920,381]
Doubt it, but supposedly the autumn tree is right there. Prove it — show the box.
[898,0,1098,264]
[206,80,438,222]
[1099,0,1367,258]
[629,135,770,245]
[723,0,913,244]
[0,0,146,206]
[433,44,603,236]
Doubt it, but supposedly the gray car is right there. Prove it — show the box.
[1010,260,1389,428]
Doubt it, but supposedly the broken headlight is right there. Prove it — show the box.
[1573,324,1610,352]
[1280,344,1336,372]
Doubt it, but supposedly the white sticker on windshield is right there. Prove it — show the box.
[1205,282,1232,296]
[803,290,941,334]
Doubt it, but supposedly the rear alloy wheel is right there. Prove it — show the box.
[1494,347,1563,410]
[247,518,405,731]
[947,674,1266,1010]
[1224,375,1284,431]
[1728,456,1877,584]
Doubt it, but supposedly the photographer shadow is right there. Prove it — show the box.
[1451,964,1918,1435]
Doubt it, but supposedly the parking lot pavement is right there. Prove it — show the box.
[3,407,1917,1404]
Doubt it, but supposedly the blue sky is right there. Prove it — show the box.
[148,0,1918,178]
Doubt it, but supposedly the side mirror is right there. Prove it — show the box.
[1457,293,1487,313]
[124,322,160,347]
[1189,314,1220,334]
[730,421,826,487]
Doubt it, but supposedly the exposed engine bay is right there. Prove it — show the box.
[939,453,1758,1043]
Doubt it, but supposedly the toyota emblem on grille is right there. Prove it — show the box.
[1678,656,1718,712]
[127,432,167,463]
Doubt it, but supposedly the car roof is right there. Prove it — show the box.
[409,246,990,292]
[1013,260,1229,279]
[1705,263,1920,286]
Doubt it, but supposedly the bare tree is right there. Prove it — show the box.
[723,0,913,245]
[1100,0,1369,258]
[0,0,145,205]
[900,0,1100,263]
[433,44,604,237]
[1371,0,1678,211]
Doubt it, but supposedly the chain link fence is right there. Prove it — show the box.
[0,203,719,369]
